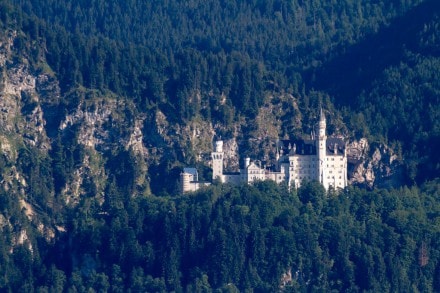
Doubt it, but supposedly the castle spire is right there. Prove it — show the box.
[318,107,326,139]
[320,107,325,122]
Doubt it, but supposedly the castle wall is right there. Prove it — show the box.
[322,155,347,189]
[265,171,286,184]
[180,172,198,193]
[288,155,318,188]
[181,171,211,194]
[245,163,266,183]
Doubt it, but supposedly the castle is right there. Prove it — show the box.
[180,109,348,193]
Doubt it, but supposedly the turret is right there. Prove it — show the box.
[211,140,224,181]
[245,157,251,168]
[180,172,192,194]
[215,140,223,153]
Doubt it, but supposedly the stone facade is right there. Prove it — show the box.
[180,167,211,194]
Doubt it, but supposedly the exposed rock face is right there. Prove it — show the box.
[347,138,370,184]
[222,138,240,171]
[208,94,303,172]
[127,116,148,157]
[60,98,119,149]
[0,31,55,250]
[184,119,216,161]
[0,30,16,67]
[0,31,51,151]
[348,138,404,188]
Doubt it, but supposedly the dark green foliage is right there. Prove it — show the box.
[1,179,440,291]
[17,148,55,213]
[308,0,440,184]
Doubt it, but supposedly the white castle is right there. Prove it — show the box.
[181,109,348,193]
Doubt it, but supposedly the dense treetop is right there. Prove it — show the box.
[1,180,440,291]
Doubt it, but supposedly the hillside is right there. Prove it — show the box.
[0,0,439,291]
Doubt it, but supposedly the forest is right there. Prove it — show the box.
[1,180,440,291]
[0,0,439,291]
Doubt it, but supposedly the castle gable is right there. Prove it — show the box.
[280,139,317,155]
[326,137,345,156]
[246,162,261,170]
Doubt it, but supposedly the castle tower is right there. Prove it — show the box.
[211,140,224,181]
[180,172,192,194]
[317,108,327,186]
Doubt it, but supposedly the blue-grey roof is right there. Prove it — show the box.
[280,137,345,156]
[183,167,198,176]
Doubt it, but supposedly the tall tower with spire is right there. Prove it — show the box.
[317,108,327,186]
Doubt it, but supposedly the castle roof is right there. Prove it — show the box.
[326,137,346,156]
[183,167,198,176]
[280,137,345,156]
[246,162,261,169]
[280,139,316,155]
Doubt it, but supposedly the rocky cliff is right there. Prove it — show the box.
[347,138,405,189]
